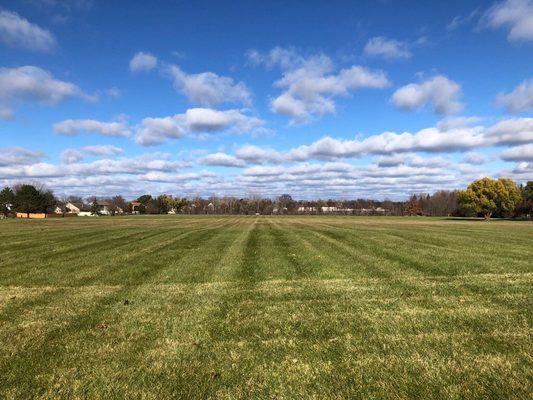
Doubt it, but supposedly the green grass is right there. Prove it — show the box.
[0,216,531,399]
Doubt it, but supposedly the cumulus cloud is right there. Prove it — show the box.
[0,10,57,52]
[82,145,124,156]
[0,147,44,166]
[4,116,531,199]
[483,0,533,41]
[247,47,303,70]
[234,157,479,199]
[129,52,158,73]
[60,149,84,164]
[501,143,533,161]
[191,117,533,171]
[289,118,533,161]
[288,128,483,161]
[436,116,483,131]
[511,161,533,175]
[54,119,131,137]
[0,148,489,200]
[485,117,533,144]
[166,65,252,106]
[61,145,124,163]
[364,37,411,59]
[376,153,449,169]
[462,152,488,165]
[249,47,390,124]
[199,152,246,167]
[391,75,463,115]
[0,153,189,179]
[135,108,266,146]
[135,116,185,146]
[235,145,285,164]
[0,66,94,119]
[497,79,533,113]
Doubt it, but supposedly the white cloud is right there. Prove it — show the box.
[436,116,483,131]
[271,118,533,162]
[129,52,158,73]
[511,161,533,175]
[60,149,84,164]
[0,147,44,166]
[376,153,449,168]
[201,119,527,168]
[250,47,390,124]
[54,119,131,137]
[184,108,262,133]
[288,127,485,160]
[364,37,411,59]
[0,10,56,52]
[243,165,284,177]
[462,152,488,164]
[247,47,303,70]
[497,79,533,112]
[83,145,124,156]
[485,117,533,144]
[0,153,189,179]
[483,0,533,41]
[391,75,463,115]
[166,65,252,106]
[235,145,285,164]
[135,108,266,146]
[61,145,124,164]
[0,66,94,119]
[199,153,246,167]
[135,116,185,146]
[501,143,533,161]
[4,116,532,199]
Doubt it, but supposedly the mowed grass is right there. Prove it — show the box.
[0,216,531,399]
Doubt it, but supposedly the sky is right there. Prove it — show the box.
[0,0,532,200]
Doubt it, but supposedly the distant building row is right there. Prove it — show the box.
[294,206,389,215]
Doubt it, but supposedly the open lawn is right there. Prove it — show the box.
[0,216,532,399]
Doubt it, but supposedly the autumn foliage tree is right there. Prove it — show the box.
[404,195,422,216]
[457,177,522,220]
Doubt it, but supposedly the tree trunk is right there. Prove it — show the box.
[484,212,492,220]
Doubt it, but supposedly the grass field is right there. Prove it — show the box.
[0,216,531,399]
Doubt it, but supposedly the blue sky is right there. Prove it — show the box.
[0,0,532,200]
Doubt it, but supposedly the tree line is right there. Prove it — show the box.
[1,178,532,219]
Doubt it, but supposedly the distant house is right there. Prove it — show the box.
[297,206,317,214]
[356,207,389,215]
[205,202,215,213]
[66,201,103,216]
[130,201,142,214]
[320,206,355,214]
[65,202,91,215]
[96,201,112,215]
